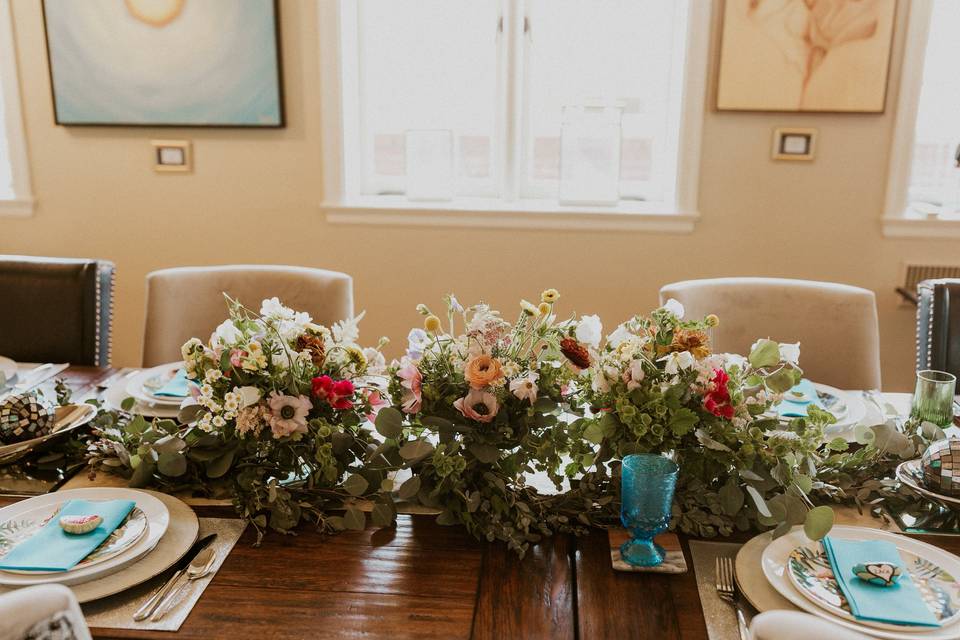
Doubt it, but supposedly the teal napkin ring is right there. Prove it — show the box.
[853,561,902,587]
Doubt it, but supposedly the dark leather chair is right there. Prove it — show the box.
[917,278,960,379]
[0,256,114,366]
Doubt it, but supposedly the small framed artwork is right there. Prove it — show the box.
[772,128,817,161]
[152,140,192,173]
[42,0,284,127]
[716,0,897,113]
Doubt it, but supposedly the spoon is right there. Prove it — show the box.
[150,547,217,621]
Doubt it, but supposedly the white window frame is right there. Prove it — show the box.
[318,1,707,233]
[883,0,960,239]
[0,0,33,217]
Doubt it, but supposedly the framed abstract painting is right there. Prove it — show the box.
[716,0,897,113]
[42,0,284,127]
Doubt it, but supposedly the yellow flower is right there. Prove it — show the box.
[540,288,560,304]
[520,300,540,317]
[424,314,442,334]
[705,314,720,327]
[538,302,551,316]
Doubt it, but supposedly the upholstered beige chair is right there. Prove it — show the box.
[143,265,353,366]
[659,278,881,390]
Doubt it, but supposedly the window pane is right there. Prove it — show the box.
[908,0,960,215]
[522,0,688,204]
[348,0,500,198]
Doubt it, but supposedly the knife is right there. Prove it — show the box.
[133,533,218,622]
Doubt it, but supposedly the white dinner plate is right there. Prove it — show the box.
[104,376,181,418]
[897,459,960,510]
[0,357,16,387]
[0,488,169,586]
[760,525,960,639]
[125,364,187,408]
[816,384,867,438]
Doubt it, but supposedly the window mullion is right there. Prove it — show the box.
[500,0,525,202]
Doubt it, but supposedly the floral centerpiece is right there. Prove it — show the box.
[88,297,387,541]
[373,291,595,553]
[569,300,841,539]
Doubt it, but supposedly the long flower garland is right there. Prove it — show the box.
[85,293,939,552]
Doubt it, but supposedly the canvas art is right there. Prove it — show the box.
[716,0,896,112]
[43,0,283,127]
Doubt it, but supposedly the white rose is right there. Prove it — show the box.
[661,298,685,319]
[210,320,242,347]
[575,314,603,349]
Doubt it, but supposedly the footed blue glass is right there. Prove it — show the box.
[620,453,679,567]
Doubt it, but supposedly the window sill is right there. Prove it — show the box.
[882,215,960,239]
[322,198,699,232]
[0,197,35,217]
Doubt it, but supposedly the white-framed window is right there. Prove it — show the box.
[319,0,708,231]
[0,0,32,216]
[884,0,960,238]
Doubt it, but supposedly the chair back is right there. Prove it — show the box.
[917,278,960,379]
[0,584,92,640]
[659,277,881,390]
[0,255,114,366]
[143,264,354,366]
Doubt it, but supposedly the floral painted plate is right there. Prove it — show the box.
[0,502,148,575]
[787,541,960,631]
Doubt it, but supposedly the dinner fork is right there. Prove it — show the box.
[716,556,750,640]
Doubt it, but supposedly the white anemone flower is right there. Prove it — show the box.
[659,351,696,375]
[575,314,603,350]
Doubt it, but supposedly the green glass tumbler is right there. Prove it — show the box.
[911,370,957,427]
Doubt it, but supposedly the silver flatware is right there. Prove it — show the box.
[133,533,217,622]
[150,546,217,621]
[716,556,750,640]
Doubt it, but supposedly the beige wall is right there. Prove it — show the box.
[1,1,953,390]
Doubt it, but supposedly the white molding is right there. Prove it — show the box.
[674,0,710,215]
[882,215,960,239]
[323,199,699,233]
[0,0,34,215]
[882,0,932,222]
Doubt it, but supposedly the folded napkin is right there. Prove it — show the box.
[775,379,824,418]
[751,611,872,640]
[822,536,939,627]
[0,499,136,572]
[153,368,190,398]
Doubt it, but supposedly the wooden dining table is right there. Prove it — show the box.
[4,365,960,640]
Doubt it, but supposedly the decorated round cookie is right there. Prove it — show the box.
[0,393,55,443]
[60,514,103,535]
[921,439,960,498]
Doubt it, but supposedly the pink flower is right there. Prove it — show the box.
[311,375,355,410]
[364,388,388,422]
[453,389,499,423]
[267,391,312,438]
[397,363,422,414]
[229,349,244,369]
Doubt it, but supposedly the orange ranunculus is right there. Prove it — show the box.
[464,353,504,389]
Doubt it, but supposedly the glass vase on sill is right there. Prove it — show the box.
[405,129,454,202]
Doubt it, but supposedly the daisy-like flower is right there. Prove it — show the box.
[541,288,560,304]
[204,368,223,383]
[197,413,214,433]
[212,415,227,428]
[200,383,214,398]
[267,392,312,438]
[223,393,240,412]
[510,373,539,404]
[520,300,540,317]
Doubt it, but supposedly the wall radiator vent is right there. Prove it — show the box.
[899,263,960,306]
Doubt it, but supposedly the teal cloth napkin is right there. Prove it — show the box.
[0,499,136,572]
[822,536,939,627]
[775,379,824,418]
[153,368,189,398]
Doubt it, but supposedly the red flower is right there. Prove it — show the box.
[703,368,734,420]
[311,375,355,410]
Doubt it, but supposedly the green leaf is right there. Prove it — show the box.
[533,397,557,413]
[827,437,849,452]
[748,339,780,369]
[205,449,235,478]
[371,502,394,528]
[421,416,454,430]
[794,473,813,495]
[343,473,370,496]
[129,460,155,487]
[436,510,459,526]
[178,404,205,424]
[744,484,771,518]
[126,415,149,437]
[155,419,179,434]
[718,480,744,516]
[399,440,434,461]
[380,478,394,493]
[583,422,605,445]
[157,452,187,477]
[398,475,421,501]
[469,443,500,464]
[152,435,186,455]
[343,507,366,530]
[326,516,346,531]
[120,397,136,411]
[803,506,835,540]
[764,367,798,394]
[375,407,404,439]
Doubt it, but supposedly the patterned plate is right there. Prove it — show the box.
[788,541,960,631]
[0,502,148,574]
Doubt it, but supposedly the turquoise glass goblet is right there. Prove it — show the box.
[620,453,679,567]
